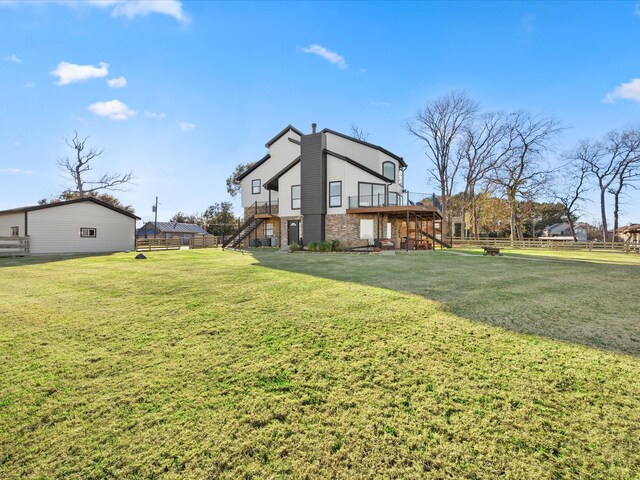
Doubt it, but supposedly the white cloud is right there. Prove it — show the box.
[12,141,21,147]
[5,53,21,63]
[604,78,640,104]
[145,110,166,119]
[86,0,189,23]
[179,121,195,131]
[24,81,35,88]
[300,44,347,69]
[0,168,33,175]
[107,76,127,88]
[88,99,137,120]
[51,61,109,86]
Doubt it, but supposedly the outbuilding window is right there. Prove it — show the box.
[252,179,261,195]
[80,228,97,238]
[382,161,395,182]
[11,226,19,237]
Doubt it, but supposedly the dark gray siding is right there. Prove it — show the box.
[303,214,325,246]
[300,132,326,244]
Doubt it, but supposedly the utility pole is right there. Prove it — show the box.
[152,196,159,239]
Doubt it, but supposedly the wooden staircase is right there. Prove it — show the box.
[420,230,451,249]
[222,215,264,249]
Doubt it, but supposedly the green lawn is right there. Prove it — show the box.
[0,249,639,479]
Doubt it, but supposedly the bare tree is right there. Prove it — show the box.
[407,91,479,239]
[489,111,562,244]
[457,111,509,239]
[57,131,134,197]
[554,157,589,241]
[576,128,640,241]
[350,123,370,142]
[607,129,640,240]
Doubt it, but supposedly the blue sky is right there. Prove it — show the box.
[1,0,639,225]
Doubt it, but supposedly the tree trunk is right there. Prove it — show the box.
[509,194,517,246]
[566,211,577,242]
[599,188,608,242]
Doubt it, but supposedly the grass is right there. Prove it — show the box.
[0,249,639,478]
[453,246,640,265]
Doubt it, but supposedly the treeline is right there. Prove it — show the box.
[169,202,239,236]
[408,91,640,241]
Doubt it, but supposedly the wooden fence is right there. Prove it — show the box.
[136,238,182,251]
[450,237,639,253]
[0,236,30,257]
[189,235,221,249]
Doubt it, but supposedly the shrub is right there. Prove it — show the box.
[319,240,333,252]
[289,242,299,252]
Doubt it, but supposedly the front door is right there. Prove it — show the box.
[287,220,300,246]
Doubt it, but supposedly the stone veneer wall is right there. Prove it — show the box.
[325,214,409,249]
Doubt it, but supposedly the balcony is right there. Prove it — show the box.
[347,192,442,212]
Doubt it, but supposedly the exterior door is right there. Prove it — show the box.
[287,220,300,246]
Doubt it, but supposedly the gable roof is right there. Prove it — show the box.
[138,222,208,234]
[325,149,392,183]
[236,153,271,182]
[264,156,301,191]
[0,197,140,220]
[265,124,304,148]
[322,128,407,167]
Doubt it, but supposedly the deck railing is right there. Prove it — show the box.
[347,192,442,212]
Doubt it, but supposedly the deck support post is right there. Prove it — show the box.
[432,212,436,251]
[406,210,410,252]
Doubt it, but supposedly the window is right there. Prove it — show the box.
[264,222,274,237]
[386,222,392,239]
[291,185,301,210]
[360,219,374,240]
[11,226,19,237]
[382,161,395,182]
[329,181,342,207]
[358,182,386,207]
[388,192,399,206]
[80,228,97,238]
[252,179,261,195]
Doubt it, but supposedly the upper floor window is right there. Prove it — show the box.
[329,181,342,207]
[252,179,261,195]
[382,161,395,182]
[291,185,301,210]
[11,226,19,237]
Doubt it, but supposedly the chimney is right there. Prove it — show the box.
[311,123,317,134]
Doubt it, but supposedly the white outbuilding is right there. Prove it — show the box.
[0,198,140,255]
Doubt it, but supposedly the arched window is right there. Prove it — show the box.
[382,161,395,181]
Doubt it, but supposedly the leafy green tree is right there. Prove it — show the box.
[226,162,255,197]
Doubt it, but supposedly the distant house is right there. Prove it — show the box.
[0,197,140,255]
[617,223,640,244]
[136,221,209,245]
[541,222,588,241]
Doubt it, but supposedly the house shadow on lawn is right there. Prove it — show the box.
[0,252,125,268]
[250,250,640,358]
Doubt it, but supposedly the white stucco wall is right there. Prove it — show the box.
[0,212,25,237]
[27,202,136,254]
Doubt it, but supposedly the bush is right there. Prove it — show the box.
[289,242,299,252]
[307,242,318,252]
[319,240,333,252]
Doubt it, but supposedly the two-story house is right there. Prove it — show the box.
[224,124,444,250]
